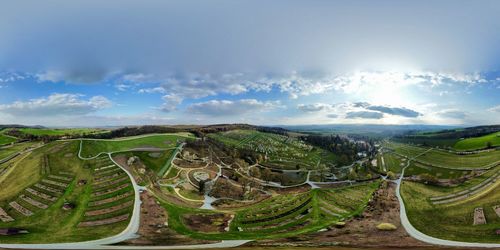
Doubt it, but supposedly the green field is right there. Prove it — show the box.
[0,133,17,146]
[0,141,132,243]
[454,132,500,151]
[80,133,193,158]
[401,178,500,243]
[208,130,337,169]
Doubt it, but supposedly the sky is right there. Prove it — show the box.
[0,0,500,127]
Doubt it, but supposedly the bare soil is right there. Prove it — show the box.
[121,191,213,246]
[182,213,232,233]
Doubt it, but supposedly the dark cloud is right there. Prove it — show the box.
[366,105,421,117]
[345,111,384,119]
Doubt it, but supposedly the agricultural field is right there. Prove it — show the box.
[0,140,133,243]
[454,132,500,151]
[7,128,109,137]
[207,130,336,170]
[79,133,193,158]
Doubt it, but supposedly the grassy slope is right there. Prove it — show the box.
[415,150,500,169]
[0,141,130,243]
[401,180,500,243]
[80,133,193,158]
[453,132,500,151]
[0,141,38,160]
[0,133,17,145]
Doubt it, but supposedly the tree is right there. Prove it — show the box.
[486,141,493,149]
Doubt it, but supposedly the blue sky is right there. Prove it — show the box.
[0,0,500,127]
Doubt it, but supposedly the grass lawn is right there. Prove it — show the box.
[80,133,193,158]
[454,132,500,151]
[0,141,132,243]
[401,180,500,243]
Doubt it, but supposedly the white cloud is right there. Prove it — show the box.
[488,105,500,113]
[187,99,281,116]
[0,93,112,116]
[160,94,183,112]
[297,103,333,112]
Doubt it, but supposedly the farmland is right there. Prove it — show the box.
[8,128,109,137]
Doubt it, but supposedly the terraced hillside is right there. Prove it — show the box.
[0,141,133,243]
[162,181,379,240]
[208,130,336,169]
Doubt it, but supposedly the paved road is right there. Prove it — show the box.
[395,149,500,248]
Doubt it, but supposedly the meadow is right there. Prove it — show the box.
[453,132,500,151]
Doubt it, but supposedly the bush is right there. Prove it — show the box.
[376,222,397,231]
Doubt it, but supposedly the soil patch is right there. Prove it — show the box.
[182,213,232,233]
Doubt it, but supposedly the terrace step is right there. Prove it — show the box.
[20,195,48,209]
[94,165,116,172]
[92,183,130,197]
[85,200,133,216]
[9,201,33,216]
[89,192,133,207]
[26,188,57,202]
[41,179,69,188]
[34,183,64,194]
[78,213,129,227]
[94,172,125,183]
[93,176,129,189]
[48,174,73,182]
[0,207,14,222]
